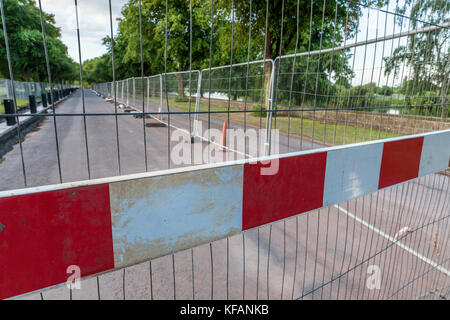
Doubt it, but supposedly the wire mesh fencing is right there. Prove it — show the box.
[0,0,447,190]
[0,79,75,116]
[92,0,450,157]
[13,169,449,301]
[0,0,449,301]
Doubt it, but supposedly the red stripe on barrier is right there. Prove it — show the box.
[0,184,114,300]
[242,152,327,230]
[378,137,424,189]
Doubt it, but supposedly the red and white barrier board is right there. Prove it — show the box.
[0,129,449,299]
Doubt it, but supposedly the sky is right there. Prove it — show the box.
[41,0,128,62]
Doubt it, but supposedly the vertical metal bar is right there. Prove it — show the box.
[74,0,91,179]
[320,206,331,299]
[267,224,272,299]
[226,0,235,151]
[210,242,214,300]
[164,0,171,169]
[311,0,327,147]
[138,0,148,172]
[122,80,124,104]
[191,248,195,300]
[287,0,300,151]
[301,213,310,298]
[108,0,121,175]
[259,0,269,139]
[172,254,176,300]
[97,276,101,300]
[242,232,246,300]
[322,0,339,145]
[256,228,260,300]
[226,236,229,299]
[194,71,201,137]
[264,61,275,156]
[188,0,193,143]
[147,77,150,113]
[299,0,315,150]
[122,268,126,300]
[272,0,285,134]
[149,260,154,300]
[281,219,286,299]
[311,209,321,299]
[243,0,252,157]
[207,0,214,164]
[291,216,299,300]
[126,78,129,107]
[336,201,350,299]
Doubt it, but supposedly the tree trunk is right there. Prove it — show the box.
[263,30,273,110]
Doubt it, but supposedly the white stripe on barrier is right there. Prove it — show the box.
[323,143,384,206]
[419,131,450,178]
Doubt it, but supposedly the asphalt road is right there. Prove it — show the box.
[2,91,448,300]
[0,90,324,192]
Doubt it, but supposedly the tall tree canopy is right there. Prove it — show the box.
[384,0,449,117]
[0,0,78,82]
[90,0,382,104]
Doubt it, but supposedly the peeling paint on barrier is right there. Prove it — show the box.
[109,165,243,268]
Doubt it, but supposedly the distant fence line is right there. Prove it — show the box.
[92,65,449,144]
[0,79,75,112]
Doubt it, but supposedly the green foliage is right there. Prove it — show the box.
[251,105,266,117]
[384,0,449,117]
[118,0,211,74]
[92,1,380,87]
[378,85,393,96]
[0,0,78,82]
[174,96,189,102]
[83,54,112,84]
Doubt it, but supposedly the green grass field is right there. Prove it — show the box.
[149,97,397,146]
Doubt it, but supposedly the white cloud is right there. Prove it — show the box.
[41,0,128,61]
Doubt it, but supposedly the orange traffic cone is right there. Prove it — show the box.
[157,106,162,120]
[219,120,227,151]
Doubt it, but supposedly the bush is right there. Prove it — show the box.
[174,96,189,103]
[251,105,267,117]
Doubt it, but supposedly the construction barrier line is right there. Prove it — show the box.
[0,129,449,299]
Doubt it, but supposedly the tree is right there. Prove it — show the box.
[118,0,212,97]
[214,0,384,107]
[379,85,393,96]
[0,0,78,82]
[83,54,112,85]
[384,0,449,118]
[94,0,385,108]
